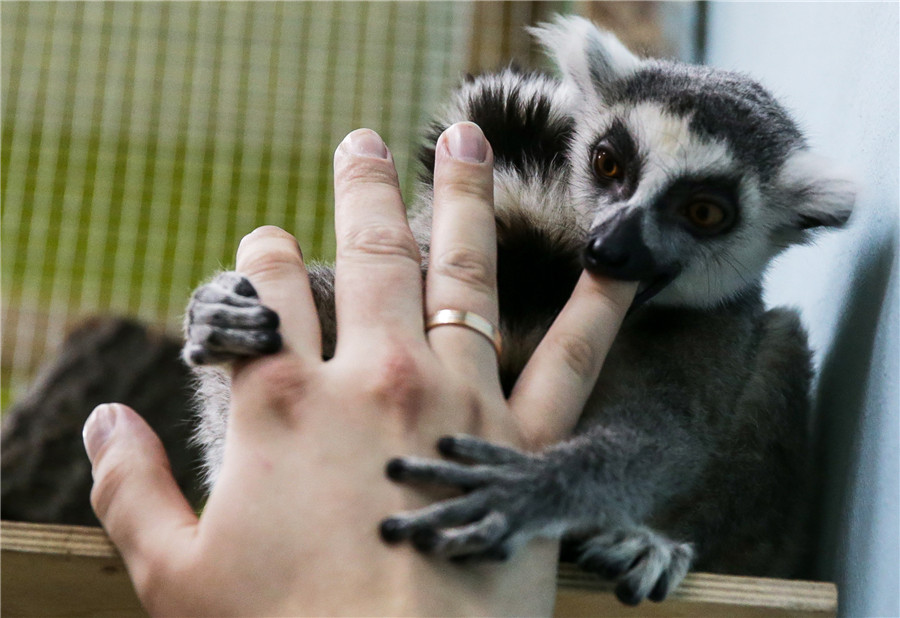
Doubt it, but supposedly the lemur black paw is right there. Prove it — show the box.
[380,434,552,560]
[183,271,282,366]
[576,527,693,604]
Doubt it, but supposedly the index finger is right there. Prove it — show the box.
[509,273,637,448]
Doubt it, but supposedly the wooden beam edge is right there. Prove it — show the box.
[557,564,837,613]
[1,520,118,559]
[2,521,837,615]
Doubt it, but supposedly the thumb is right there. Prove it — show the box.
[84,403,197,591]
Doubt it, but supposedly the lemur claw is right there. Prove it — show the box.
[577,527,693,604]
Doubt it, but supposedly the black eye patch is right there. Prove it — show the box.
[656,176,741,237]
[587,118,641,200]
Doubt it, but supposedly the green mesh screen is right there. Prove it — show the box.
[1,1,477,408]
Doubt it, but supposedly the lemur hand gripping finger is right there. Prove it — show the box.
[183,271,282,367]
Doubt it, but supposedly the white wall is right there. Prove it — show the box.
[706,4,899,616]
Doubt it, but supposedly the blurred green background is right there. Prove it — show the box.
[1,1,471,407]
[1,1,684,409]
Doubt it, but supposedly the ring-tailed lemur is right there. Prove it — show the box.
[183,17,855,605]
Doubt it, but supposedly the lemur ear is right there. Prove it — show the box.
[778,150,857,231]
[529,15,641,100]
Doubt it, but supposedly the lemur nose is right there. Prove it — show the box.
[586,237,629,269]
[583,213,661,281]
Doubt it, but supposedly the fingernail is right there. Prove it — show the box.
[445,122,487,163]
[83,404,118,463]
[344,129,388,159]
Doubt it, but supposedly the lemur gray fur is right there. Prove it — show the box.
[183,17,855,605]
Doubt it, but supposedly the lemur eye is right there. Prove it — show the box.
[593,148,623,180]
[685,201,726,229]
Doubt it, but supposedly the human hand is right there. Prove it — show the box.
[83,123,636,616]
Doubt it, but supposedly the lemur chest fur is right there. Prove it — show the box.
[582,297,763,429]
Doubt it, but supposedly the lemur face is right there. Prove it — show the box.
[423,17,855,311]
[534,17,856,308]
[570,84,805,308]
[572,100,751,307]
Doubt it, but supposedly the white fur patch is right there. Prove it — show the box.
[777,149,857,227]
[493,167,580,231]
[628,103,736,186]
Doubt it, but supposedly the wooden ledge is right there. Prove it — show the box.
[2,521,140,617]
[556,564,837,617]
[2,521,836,617]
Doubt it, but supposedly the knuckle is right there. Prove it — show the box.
[335,156,400,191]
[431,244,495,294]
[363,342,428,418]
[340,224,420,263]
[238,247,303,283]
[551,331,601,380]
[438,171,493,202]
[518,426,556,452]
[246,356,310,410]
[453,383,486,430]
[89,440,171,522]
[89,456,129,522]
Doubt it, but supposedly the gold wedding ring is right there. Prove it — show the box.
[425,309,503,358]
